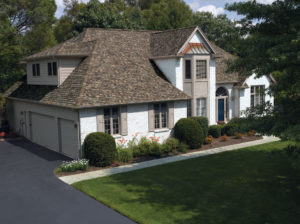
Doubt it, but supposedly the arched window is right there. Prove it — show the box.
[216,87,228,97]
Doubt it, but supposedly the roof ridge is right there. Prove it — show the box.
[152,26,198,34]
[84,27,157,32]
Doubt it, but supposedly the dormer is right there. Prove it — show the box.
[25,57,82,86]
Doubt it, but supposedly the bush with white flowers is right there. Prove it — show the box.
[60,159,89,172]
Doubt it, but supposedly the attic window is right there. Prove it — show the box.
[48,62,57,76]
[32,64,40,76]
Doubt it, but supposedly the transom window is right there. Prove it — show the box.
[185,59,191,79]
[251,85,265,107]
[196,98,207,117]
[196,60,207,79]
[154,103,168,129]
[216,87,228,97]
[104,107,120,135]
[32,64,40,76]
[48,62,57,76]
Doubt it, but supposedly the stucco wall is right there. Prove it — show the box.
[239,74,274,116]
[79,101,187,146]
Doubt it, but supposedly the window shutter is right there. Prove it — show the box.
[120,106,128,136]
[148,104,154,132]
[168,102,174,129]
[96,108,104,132]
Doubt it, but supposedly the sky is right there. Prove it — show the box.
[55,0,276,20]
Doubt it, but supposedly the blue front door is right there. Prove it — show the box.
[218,99,225,121]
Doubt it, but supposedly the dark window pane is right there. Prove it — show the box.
[251,95,254,107]
[104,108,110,116]
[113,117,119,134]
[155,113,160,129]
[48,63,52,76]
[32,64,36,76]
[52,62,57,76]
[161,104,167,128]
[185,60,191,79]
[36,64,40,76]
[112,107,118,116]
[104,118,111,134]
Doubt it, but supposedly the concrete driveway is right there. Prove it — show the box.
[0,139,135,224]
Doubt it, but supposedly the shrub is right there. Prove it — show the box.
[208,125,221,138]
[247,130,256,136]
[160,144,171,154]
[224,123,240,136]
[174,118,204,149]
[190,116,209,137]
[284,144,300,158]
[83,132,116,167]
[280,125,300,142]
[178,142,188,153]
[220,134,229,141]
[164,137,180,152]
[116,147,133,163]
[149,141,162,157]
[234,132,244,139]
[204,135,214,144]
[59,159,89,172]
[136,137,152,156]
[220,125,226,136]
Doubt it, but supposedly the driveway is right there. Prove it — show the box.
[0,139,135,224]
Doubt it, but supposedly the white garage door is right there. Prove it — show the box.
[60,119,79,159]
[31,113,59,152]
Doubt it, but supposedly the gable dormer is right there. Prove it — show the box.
[26,57,82,86]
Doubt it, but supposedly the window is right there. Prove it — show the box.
[196,60,207,79]
[196,98,207,117]
[32,64,40,76]
[187,100,192,117]
[104,107,120,135]
[251,85,265,107]
[154,103,168,129]
[48,62,57,76]
[185,60,191,79]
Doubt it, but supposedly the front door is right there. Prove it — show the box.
[218,98,225,122]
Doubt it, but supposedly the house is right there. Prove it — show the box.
[4,26,274,159]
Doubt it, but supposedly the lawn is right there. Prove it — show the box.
[73,141,300,224]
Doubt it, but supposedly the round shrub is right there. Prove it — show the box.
[224,124,240,136]
[190,116,209,137]
[164,137,180,152]
[83,132,116,167]
[173,118,204,149]
[208,125,221,138]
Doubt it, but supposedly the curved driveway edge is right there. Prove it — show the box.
[0,139,135,224]
[60,136,280,185]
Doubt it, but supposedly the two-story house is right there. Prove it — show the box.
[4,26,274,159]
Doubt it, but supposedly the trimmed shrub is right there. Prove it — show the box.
[208,125,221,138]
[83,132,116,167]
[190,116,209,137]
[220,134,229,141]
[178,142,188,153]
[160,144,171,154]
[220,125,226,136]
[149,142,162,157]
[234,132,244,139]
[174,118,204,149]
[164,137,180,153]
[224,124,240,136]
[116,147,133,163]
[136,137,152,156]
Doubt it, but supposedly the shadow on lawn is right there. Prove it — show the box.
[103,144,300,224]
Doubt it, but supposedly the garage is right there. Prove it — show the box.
[31,112,59,152]
[59,118,79,159]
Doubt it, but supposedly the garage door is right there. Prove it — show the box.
[60,119,79,159]
[31,113,59,152]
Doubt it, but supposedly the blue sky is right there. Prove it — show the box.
[55,0,275,20]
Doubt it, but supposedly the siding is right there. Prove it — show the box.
[27,60,58,85]
[59,58,81,85]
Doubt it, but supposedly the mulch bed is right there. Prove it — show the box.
[55,135,263,177]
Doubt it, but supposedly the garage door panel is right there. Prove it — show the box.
[60,119,79,159]
[31,113,58,152]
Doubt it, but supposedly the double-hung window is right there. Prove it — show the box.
[251,85,265,107]
[196,60,207,79]
[32,64,40,76]
[154,103,168,129]
[104,107,120,135]
[48,62,57,76]
[196,98,207,117]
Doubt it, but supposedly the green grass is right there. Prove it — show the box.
[73,141,300,224]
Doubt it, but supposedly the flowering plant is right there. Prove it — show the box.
[149,136,160,143]
[60,159,89,172]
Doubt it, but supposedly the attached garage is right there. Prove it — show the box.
[6,99,80,159]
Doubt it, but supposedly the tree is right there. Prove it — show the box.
[192,12,241,54]
[142,0,193,30]
[226,0,300,140]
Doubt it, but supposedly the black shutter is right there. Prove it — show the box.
[32,64,36,76]
[48,63,52,76]
[36,64,40,76]
[53,62,57,76]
